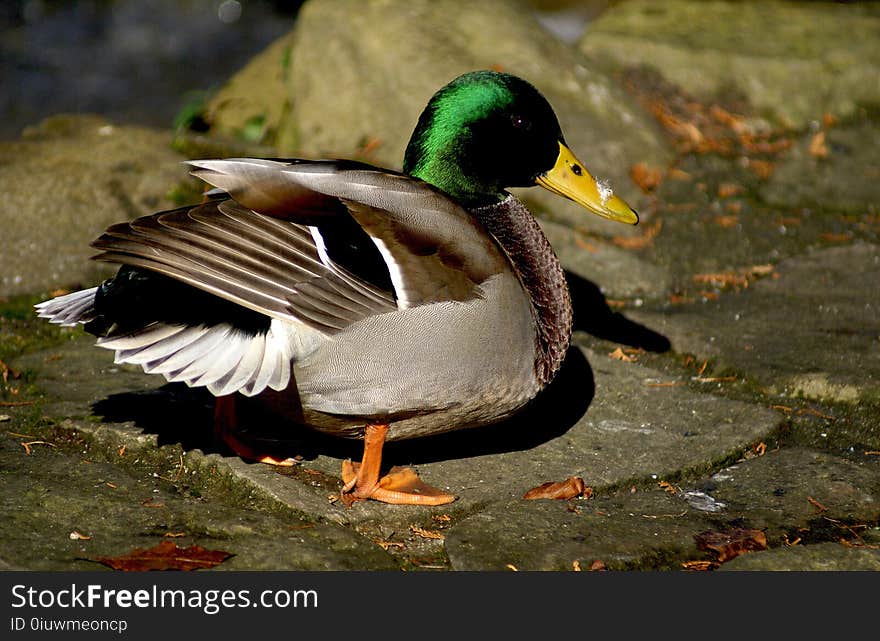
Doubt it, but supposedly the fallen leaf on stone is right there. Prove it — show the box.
[69,531,91,541]
[410,525,444,540]
[608,347,636,362]
[629,161,663,193]
[693,271,750,290]
[523,476,588,500]
[374,539,405,551]
[820,232,853,242]
[724,201,742,215]
[681,560,717,571]
[0,358,20,383]
[611,220,662,250]
[747,159,775,180]
[714,214,739,228]
[808,131,829,158]
[94,540,233,571]
[658,481,677,494]
[717,183,742,198]
[694,528,767,563]
[589,560,607,571]
[807,496,828,513]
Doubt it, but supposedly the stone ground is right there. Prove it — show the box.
[1,0,879,571]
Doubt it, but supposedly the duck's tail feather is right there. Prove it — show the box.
[35,288,293,397]
[34,288,99,326]
[97,321,292,397]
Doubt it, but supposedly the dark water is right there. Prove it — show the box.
[0,0,301,140]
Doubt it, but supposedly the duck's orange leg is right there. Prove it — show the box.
[340,423,456,506]
[213,394,297,466]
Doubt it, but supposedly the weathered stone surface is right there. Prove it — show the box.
[708,448,880,536]
[203,30,297,148]
[628,243,880,405]
[719,542,880,571]
[580,0,880,128]
[0,420,398,571]
[540,219,672,299]
[0,115,189,297]
[445,488,715,571]
[760,119,880,214]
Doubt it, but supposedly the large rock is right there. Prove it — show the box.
[0,115,190,297]
[208,0,672,234]
[580,0,880,128]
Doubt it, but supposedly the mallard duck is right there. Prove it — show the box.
[36,70,637,506]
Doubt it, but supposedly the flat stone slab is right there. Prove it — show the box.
[0,420,398,571]
[708,447,880,533]
[0,115,190,297]
[719,542,880,571]
[628,243,880,405]
[444,447,880,570]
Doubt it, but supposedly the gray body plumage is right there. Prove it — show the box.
[36,159,572,442]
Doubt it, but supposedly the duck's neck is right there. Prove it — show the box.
[470,195,572,385]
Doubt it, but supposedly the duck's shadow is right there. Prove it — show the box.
[91,272,669,465]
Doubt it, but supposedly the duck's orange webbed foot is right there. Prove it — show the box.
[213,395,298,467]
[340,423,456,506]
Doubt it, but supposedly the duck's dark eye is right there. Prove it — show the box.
[571,164,583,176]
[510,114,529,129]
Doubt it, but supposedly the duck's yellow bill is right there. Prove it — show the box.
[536,141,639,225]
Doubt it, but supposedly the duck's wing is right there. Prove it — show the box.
[91,198,396,334]
[186,159,510,309]
[91,160,510,335]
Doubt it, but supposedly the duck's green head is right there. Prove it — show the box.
[403,70,637,224]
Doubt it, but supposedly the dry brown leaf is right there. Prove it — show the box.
[69,531,91,541]
[658,481,677,494]
[611,220,662,250]
[748,159,775,180]
[589,560,607,571]
[714,214,739,228]
[608,347,636,362]
[374,539,405,551]
[93,540,233,571]
[808,131,829,158]
[724,201,742,215]
[694,528,767,563]
[523,476,588,500]
[629,161,663,193]
[717,183,743,198]
[693,272,750,289]
[667,167,692,181]
[682,560,717,571]
[821,232,853,242]
[410,525,444,540]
